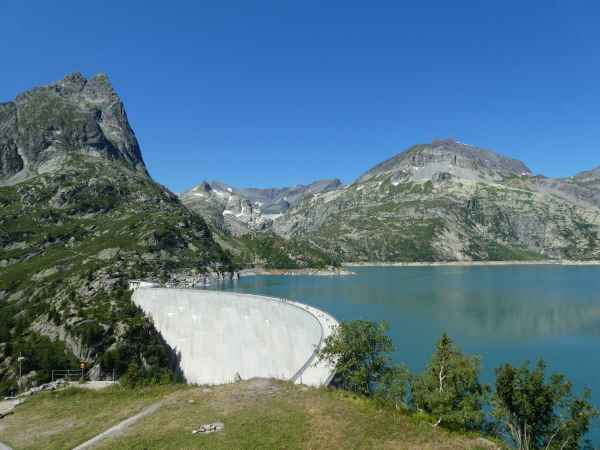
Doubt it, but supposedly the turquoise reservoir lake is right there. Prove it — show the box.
[214,265,600,440]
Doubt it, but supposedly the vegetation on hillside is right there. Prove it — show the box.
[280,173,600,263]
[214,230,340,269]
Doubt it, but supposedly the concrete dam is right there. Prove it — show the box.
[131,288,338,386]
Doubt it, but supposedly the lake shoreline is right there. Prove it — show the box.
[238,260,600,278]
[239,267,356,277]
[343,260,600,267]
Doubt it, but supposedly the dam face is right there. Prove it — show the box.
[131,288,337,386]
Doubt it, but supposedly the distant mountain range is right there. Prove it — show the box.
[180,179,342,235]
[182,139,600,262]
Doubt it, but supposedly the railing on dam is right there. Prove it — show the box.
[283,300,338,385]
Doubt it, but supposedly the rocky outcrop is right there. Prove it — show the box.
[531,176,600,209]
[0,72,146,185]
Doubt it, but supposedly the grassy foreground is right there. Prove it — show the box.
[0,380,501,450]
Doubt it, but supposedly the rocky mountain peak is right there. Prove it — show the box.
[0,72,146,185]
[56,72,87,92]
[358,139,531,184]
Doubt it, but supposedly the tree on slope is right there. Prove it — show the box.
[318,320,394,396]
[412,333,488,430]
[493,360,598,450]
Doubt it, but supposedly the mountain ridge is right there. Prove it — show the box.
[181,139,600,263]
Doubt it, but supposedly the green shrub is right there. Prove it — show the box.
[318,320,394,396]
[121,362,143,388]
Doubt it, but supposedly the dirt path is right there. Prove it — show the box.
[71,401,162,450]
[0,400,20,418]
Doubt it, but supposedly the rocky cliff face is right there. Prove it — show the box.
[271,140,600,262]
[0,72,146,185]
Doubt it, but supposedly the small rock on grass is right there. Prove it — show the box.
[192,422,224,434]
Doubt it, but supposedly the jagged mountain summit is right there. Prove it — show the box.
[0,72,146,185]
[180,178,342,236]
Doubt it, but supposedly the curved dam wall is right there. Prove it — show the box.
[131,288,337,386]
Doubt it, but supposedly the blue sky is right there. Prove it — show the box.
[1,1,599,191]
